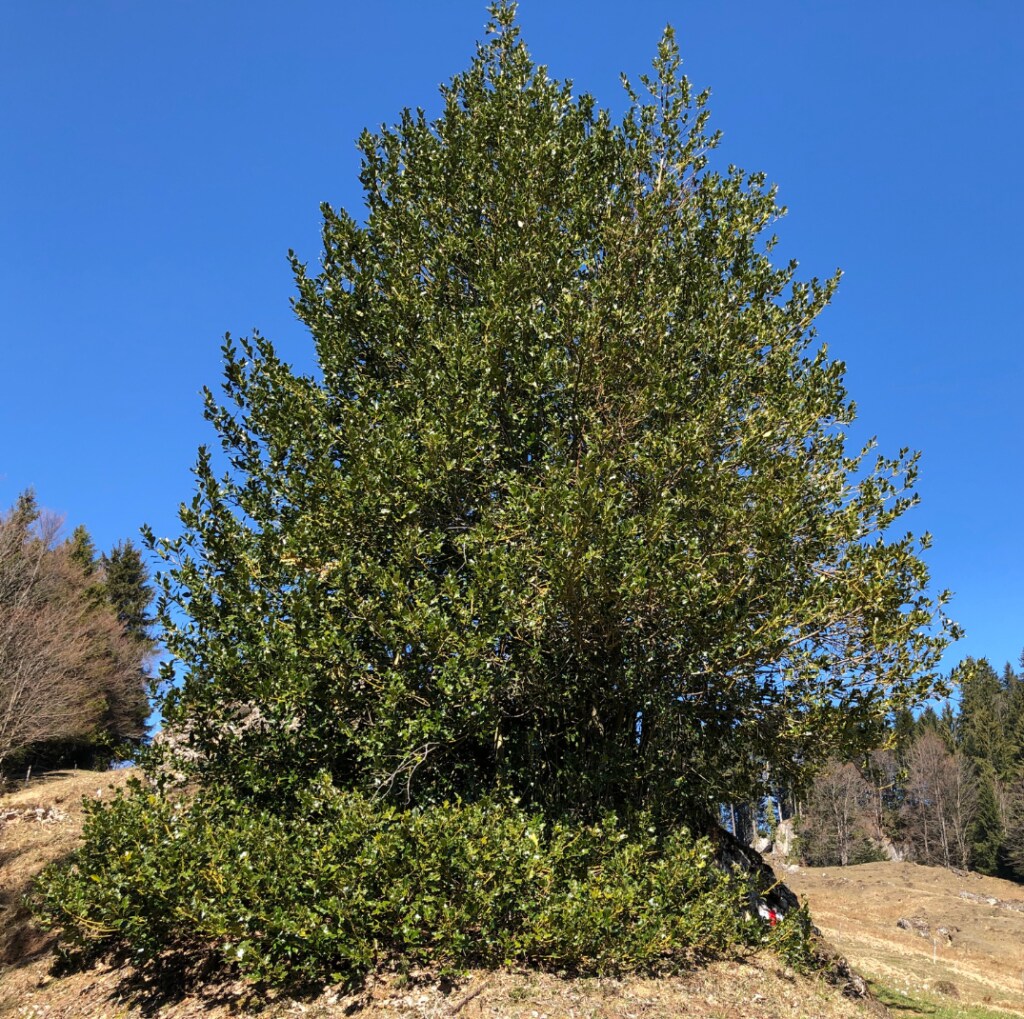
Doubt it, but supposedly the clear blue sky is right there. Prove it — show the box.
[2,2,1021,680]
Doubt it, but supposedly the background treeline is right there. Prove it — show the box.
[0,491,153,775]
[790,657,1024,880]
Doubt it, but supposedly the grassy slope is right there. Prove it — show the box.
[784,859,1024,1017]
[0,768,136,970]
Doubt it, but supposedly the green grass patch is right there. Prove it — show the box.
[869,979,1011,1019]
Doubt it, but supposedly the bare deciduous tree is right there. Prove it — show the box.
[798,760,874,866]
[901,729,977,869]
[0,495,147,773]
[861,748,899,841]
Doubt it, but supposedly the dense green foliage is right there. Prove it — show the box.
[36,3,958,987]
[34,779,806,988]
[143,3,954,826]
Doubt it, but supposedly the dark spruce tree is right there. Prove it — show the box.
[1009,658,1024,774]
[146,3,957,826]
[955,658,1009,772]
[950,657,1024,876]
[970,766,1004,876]
[66,524,109,610]
[67,525,98,576]
[102,540,154,643]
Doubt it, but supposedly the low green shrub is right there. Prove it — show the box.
[33,775,804,988]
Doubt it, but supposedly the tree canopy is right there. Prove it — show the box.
[149,3,957,825]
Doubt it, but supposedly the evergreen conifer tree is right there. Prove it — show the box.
[969,765,1004,875]
[68,525,98,576]
[67,525,107,608]
[892,706,916,758]
[956,658,1010,774]
[1004,658,1024,773]
[102,540,153,643]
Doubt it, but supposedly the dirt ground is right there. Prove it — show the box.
[1,952,882,1019]
[783,858,1024,1015]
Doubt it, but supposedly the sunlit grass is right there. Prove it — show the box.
[869,979,1013,1019]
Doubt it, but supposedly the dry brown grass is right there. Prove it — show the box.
[0,771,882,1018]
[0,769,136,971]
[1,953,880,1019]
[783,858,1024,1016]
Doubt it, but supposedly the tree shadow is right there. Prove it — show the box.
[48,947,331,1017]
[0,850,57,969]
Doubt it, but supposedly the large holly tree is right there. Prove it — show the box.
[147,3,956,825]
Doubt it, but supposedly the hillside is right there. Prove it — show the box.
[0,770,1012,1018]
[784,858,1024,1015]
[0,771,869,1018]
